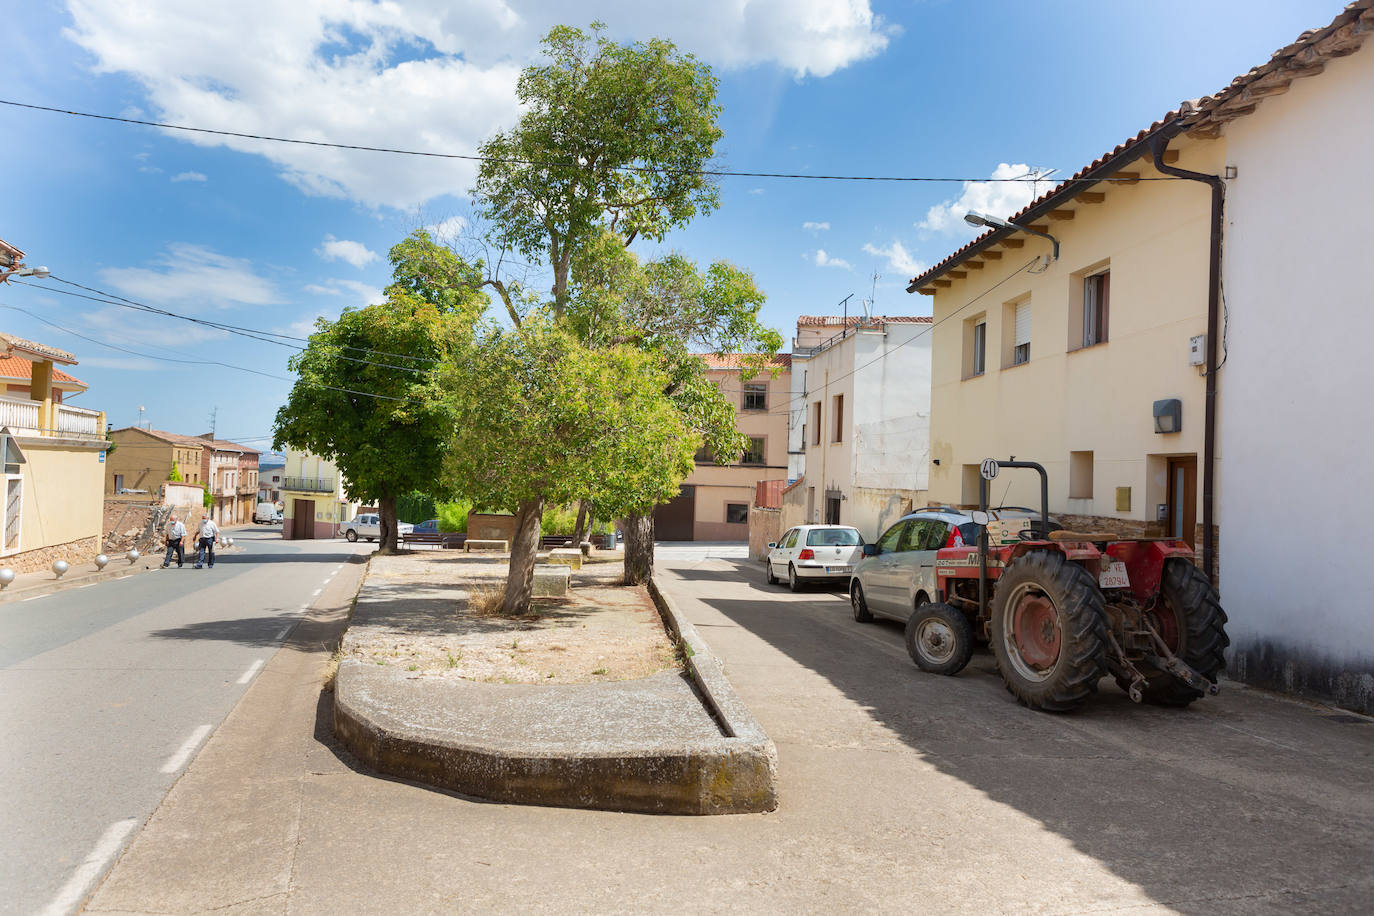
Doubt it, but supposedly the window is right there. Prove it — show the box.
[740,437,766,466]
[742,382,767,411]
[876,521,908,553]
[114,474,124,492]
[806,528,861,547]
[784,528,801,549]
[832,394,845,442]
[1083,271,1110,347]
[1013,299,1031,365]
[812,401,822,445]
[694,445,715,464]
[963,314,988,379]
[1069,450,1094,499]
[898,520,926,552]
[726,503,748,524]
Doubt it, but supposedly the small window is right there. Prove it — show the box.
[740,437,766,466]
[1070,450,1094,499]
[742,382,767,411]
[784,528,800,549]
[832,394,844,443]
[898,521,927,552]
[1083,271,1110,347]
[694,445,715,464]
[806,528,861,546]
[725,503,748,524]
[812,402,822,446]
[876,521,907,553]
[964,315,988,379]
[1013,300,1031,365]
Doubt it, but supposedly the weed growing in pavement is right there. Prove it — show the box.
[322,644,342,692]
[407,664,418,671]
[467,581,510,617]
[446,650,461,668]
[591,667,608,676]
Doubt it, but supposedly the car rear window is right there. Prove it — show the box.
[807,528,861,546]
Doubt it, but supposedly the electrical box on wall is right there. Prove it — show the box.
[1189,335,1206,366]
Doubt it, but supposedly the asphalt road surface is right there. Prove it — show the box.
[0,526,369,916]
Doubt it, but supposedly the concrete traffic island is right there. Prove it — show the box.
[333,552,777,815]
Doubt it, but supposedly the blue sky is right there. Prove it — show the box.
[0,0,1340,448]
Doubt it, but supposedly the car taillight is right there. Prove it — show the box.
[798,548,815,560]
[946,527,964,548]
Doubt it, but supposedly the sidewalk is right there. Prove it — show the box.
[84,550,1374,913]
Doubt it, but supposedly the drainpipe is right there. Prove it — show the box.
[1149,136,1222,583]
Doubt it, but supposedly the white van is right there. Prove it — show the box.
[254,502,278,524]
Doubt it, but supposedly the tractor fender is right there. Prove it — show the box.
[1104,539,1194,602]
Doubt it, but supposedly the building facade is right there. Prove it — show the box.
[786,315,933,542]
[280,449,358,539]
[194,436,259,526]
[106,428,206,493]
[652,354,790,541]
[257,451,286,505]
[0,332,108,573]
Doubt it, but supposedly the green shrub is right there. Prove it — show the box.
[396,491,437,524]
[436,499,472,533]
[168,461,183,483]
[540,505,579,535]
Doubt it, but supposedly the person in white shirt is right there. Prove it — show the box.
[162,515,187,568]
[195,517,220,569]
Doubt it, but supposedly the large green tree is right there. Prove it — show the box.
[441,316,695,613]
[273,233,484,552]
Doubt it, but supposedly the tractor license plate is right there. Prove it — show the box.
[826,566,852,574]
[1099,560,1130,590]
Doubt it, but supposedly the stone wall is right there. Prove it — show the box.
[467,512,517,543]
[4,535,102,574]
[748,506,781,562]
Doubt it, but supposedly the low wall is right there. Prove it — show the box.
[467,512,517,543]
[3,535,102,575]
[748,506,781,562]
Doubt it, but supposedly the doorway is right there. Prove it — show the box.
[824,491,842,525]
[292,499,313,540]
[652,485,696,541]
[1165,457,1197,547]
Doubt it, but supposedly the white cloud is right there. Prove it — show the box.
[65,1,896,209]
[170,171,207,182]
[75,355,163,371]
[315,234,379,268]
[917,163,1052,234]
[84,307,228,347]
[98,243,286,311]
[862,240,925,277]
[305,278,384,308]
[803,221,830,232]
[813,249,851,270]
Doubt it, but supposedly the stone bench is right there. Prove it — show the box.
[464,539,509,552]
[545,547,583,570]
[532,564,571,597]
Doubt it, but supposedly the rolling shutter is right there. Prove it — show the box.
[1014,300,1031,347]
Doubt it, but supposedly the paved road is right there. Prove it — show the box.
[0,527,369,916]
[77,542,1374,914]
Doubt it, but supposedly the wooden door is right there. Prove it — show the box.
[292,499,313,539]
[1166,457,1198,547]
[652,485,696,541]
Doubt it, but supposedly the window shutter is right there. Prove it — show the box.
[1014,301,1031,347]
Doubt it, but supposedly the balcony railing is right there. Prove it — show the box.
[0,396,105,441]
[283,475,335,493]
[56,404,102,436]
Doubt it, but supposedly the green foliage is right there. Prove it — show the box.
[395,491,436,525]
[473,23,723,311]
[540,506,578,536]
[441,316,695,520]
[202,487,212,509]
[436,499,471,533]
[272,232,487,508]
[168,461,183,483]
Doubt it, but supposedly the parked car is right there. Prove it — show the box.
[765,525,865,591]
[849,509,1060,626]
[412,519,440,534]
[273,510,283,524]
[253,502,278,524]
[343,513,414,542]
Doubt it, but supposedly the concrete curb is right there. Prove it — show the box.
[331,573,777,815]
[0,559,161,602]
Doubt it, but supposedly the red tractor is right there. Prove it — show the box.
[906,460,1228,711]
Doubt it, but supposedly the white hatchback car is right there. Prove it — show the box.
[343,513,413,542]
[765,525,865,591]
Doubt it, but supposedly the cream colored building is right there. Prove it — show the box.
[653,355,790,541]
[106,428,206,492]
[0,332,108,573]
[908,2,1374,713]
[785,315,933,541]
[280,449,359,539]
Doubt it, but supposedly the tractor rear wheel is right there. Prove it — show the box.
[1137,559,1230,706]
[990,550,1108,711]
[905,602,973,675]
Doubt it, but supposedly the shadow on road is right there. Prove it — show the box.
[212,552,369,565]
[149,613,303,647]
[684,558,1374,912]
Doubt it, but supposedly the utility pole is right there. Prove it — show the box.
[208,406,217,439]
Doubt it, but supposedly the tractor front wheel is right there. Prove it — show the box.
[1140,559,1230,706]
[990,550,1108,711]
[905,602,973,675]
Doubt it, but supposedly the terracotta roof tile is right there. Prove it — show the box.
[0,356,86,388]
[697,352,792,370]
[0,331,77,365]
[798,315,932,327]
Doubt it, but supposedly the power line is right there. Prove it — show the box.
[0,99,1184,184]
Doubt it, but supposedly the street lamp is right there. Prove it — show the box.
[0,265,51,283]
[964,211,1060,261]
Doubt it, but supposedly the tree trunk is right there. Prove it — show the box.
[622,511,654,585]
[378,494,399,554]
[572,500,589,544]
[504,497,545,615]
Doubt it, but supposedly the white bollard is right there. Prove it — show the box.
[95,554,110,570]
[127,549,140,565]
[0,568,14,589]
[52,559,70,579]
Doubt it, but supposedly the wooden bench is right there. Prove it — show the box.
[464,539,509,552]
[539,535,576,550]
[400,531,467,549]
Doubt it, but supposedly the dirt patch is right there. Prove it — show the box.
[345,551,678,685]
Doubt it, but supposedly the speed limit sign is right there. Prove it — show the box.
[980,458,999,481]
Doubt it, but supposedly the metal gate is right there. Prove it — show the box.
[652,485,696,541]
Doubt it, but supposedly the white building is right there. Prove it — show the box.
[784,315,933,541]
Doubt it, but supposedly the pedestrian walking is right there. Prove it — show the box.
[195,516,220,569]
[162,514,186,568]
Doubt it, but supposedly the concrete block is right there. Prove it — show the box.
[464,539,508,552]
[546,548,582,570]
[532,564,571,597]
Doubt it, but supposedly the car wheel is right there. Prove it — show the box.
[905,602,975,675]
[346,530,357,542]
[851,582,873,623]
[788,564,802,592]
[765,559,778,585]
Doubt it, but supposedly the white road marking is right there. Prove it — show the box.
[159,724,212,774]
[236,659,265,684]
[77,583,97,589]
[23,594,51,602]
[40,817,139,916]
[275,625,292,640]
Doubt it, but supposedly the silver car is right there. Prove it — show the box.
[849,511,975,624]
[765,525,865,591]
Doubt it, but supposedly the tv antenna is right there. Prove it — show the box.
[208,406,218,438]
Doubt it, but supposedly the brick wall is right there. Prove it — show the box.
[4,536,102,574]
[748,506,781,562]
